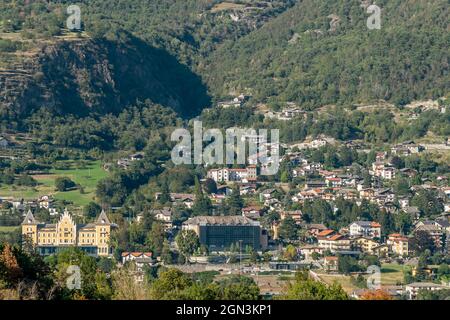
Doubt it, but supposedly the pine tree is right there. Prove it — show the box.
[226,185,244,215]
[161,240,173,265]
[159,180,171,204]
[192,176,212,216]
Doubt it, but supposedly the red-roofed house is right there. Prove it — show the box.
[317,232,351,252]
[317,229,336,238]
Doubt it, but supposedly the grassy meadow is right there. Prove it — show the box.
[0,160,107,208]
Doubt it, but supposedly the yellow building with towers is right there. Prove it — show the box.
[21,209,116,257]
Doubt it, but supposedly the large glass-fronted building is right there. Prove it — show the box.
[183,216,266,251]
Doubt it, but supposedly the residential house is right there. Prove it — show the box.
[375,152,387,162]
[325,177,342,187]
[359,188,376,201]
[306,223,328,237]
[280,210,302,224]
[299,245,324,260]
[240,184,257,195]
[405,282,447,300]
[265,198,281,210]
[293,166,315,178]
[381,167,396,180]
[296,189,323,201]
[242,206,263,220]
[130,153,144,161]
[415,221,444,248]
[121,252,154,282]
[374,188,396,204]
[122,252,153,264]
[155,193,195,209]
[398,197,410,209]
[151,208,173,231]
[207,166,257,183]
[336,189,358,201]
[117,152,144,169]
[279,107,304,120]
[349,221,381,239]
[434,218,450,233]
[371,162,385,176]
[38,195,54,210]
[215,186,233,196]
[391,142,424,156]
[372,244,389,257]
[352,236,380,254]
[372,162,396,180]
[317,231,351,253]
[217,94,248,108]
[259,189,277,202]
[387,234,410,257]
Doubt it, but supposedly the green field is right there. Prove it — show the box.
[380,263,408,285]
[0,226,20,233]
[0,160,107,208]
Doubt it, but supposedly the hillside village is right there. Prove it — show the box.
[1,95,449,300]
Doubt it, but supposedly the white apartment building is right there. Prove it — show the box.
[349,221,382,238]
[207,166,257,183]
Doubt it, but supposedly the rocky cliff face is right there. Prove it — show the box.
[0,34,210,122]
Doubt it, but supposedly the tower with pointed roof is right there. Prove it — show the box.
[95,210,113,256]
[22,210,40,244]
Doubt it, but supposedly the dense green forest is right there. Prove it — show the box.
[204,0,450,107]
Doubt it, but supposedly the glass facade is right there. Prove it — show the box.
[199,225,261,250]
[38,246,99,256]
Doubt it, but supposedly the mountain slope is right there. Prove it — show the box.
[203,0,450,107]
[0,32,210,121]
[0,0,295,122]
[0,0,449,122]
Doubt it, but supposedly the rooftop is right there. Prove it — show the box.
[351,221,381,228]
[184,216,260,226]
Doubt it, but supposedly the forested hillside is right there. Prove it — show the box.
[0,0,295,121]
[0,0,448,122]
[204,0,450,107]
